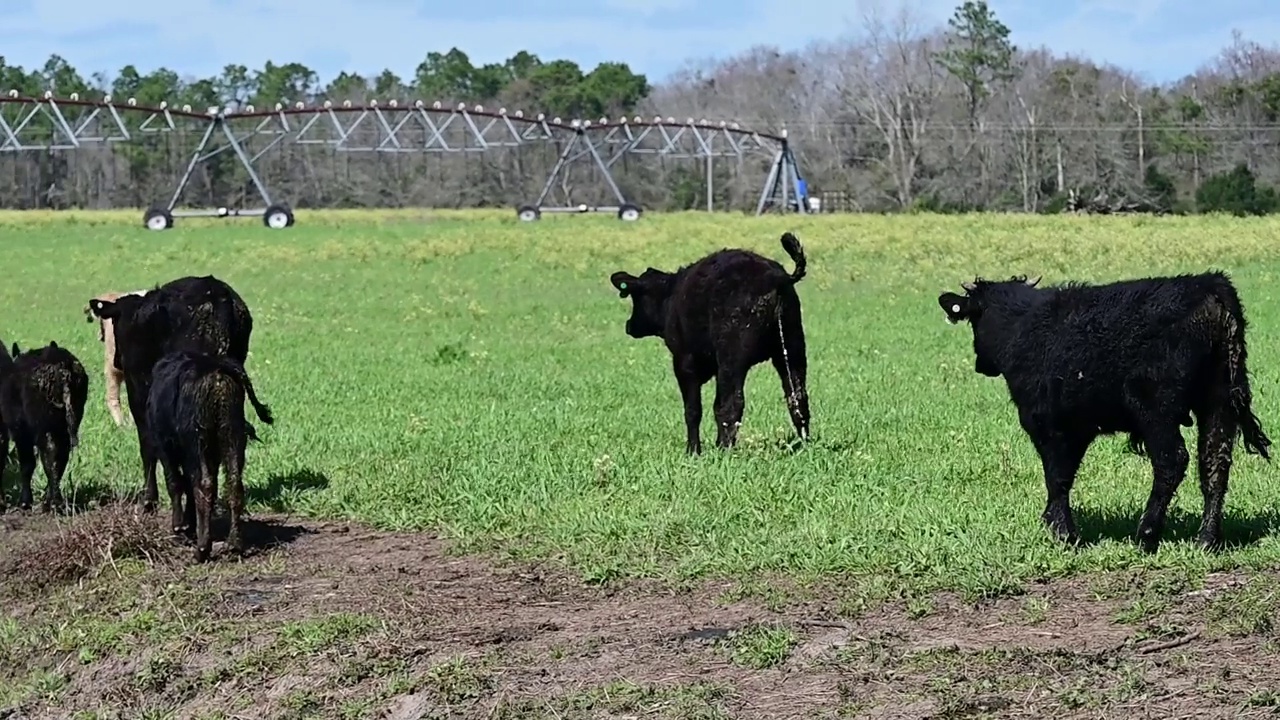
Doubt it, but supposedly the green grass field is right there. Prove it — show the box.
[6,208,1280,598]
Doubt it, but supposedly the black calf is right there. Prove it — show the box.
[939,272,1271,552]
[145,351,273,562]
[0,341,88,511]
[609,232,810,453]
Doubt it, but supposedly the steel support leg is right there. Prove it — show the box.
[755,150,783,216]
[706,153,713,212]
[221,118,274,206]
[780,150,790,211]
[535,133,579,207]
[583,132,628,205]
[783,147,807,214]
[167,121,218,211]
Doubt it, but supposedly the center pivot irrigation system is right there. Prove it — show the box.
[0,91,810,229]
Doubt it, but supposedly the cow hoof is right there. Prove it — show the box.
[1199,535,1224,553]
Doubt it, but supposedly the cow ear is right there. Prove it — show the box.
[610,271,638,298]
[938,292,972,324]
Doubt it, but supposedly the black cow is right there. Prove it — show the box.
[0,341,88,511]
[87,275,253,515]
[609,232,810,454]
[146,351,274,561]
[938,272,1272,553]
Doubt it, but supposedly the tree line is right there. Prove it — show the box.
[2,1,1280,215]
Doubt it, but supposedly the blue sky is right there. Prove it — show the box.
[2,0,1276,88]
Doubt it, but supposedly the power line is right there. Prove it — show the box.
[730,122,1280,133]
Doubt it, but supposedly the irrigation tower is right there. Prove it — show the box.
[0,92,809,229]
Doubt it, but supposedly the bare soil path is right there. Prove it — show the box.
[2,508,1278,719]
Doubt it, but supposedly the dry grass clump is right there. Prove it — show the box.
[0,506,174,594]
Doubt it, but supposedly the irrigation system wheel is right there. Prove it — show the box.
[516,205,541,222]
[617,203,642,222]
[143,207,174,231]
[263,204,294,229]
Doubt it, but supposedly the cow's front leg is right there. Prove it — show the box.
[128,407,161,512]
[1029,429,1090,546]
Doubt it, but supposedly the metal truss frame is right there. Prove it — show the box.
[0,93,810,229]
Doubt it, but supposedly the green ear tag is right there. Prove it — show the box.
[619,282,627,289]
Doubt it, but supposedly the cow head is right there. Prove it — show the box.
[88,292,166,374]
[938,275,1041,378]
[609,268,676,339]
[85,290,147,341]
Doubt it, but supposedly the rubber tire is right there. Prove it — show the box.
[617,203,642,222]
[143,207,174,231]
[263,204,294,229]
[516,205,541,222]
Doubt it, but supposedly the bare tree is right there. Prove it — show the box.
[827,1,943,208]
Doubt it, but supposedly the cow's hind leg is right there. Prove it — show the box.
[105,369,125,426]
[1134,421,1191,554]
[770,343,809,443]
[771,300,810,443]
[0,428,9,512]
[1030,431,1090,546]
[37,433,70,512]
[192,444,220,562]
[712,363,748,449]
[192,461,214,562]
[157,450,186,534]
[1195,401,1236,551]
[15,439,37,511]
[223,436,248,555]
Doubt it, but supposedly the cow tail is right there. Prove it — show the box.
[1218,281,1271,459]
[212,356,274,430]
[779,232,807,285]
[63,374,79,450]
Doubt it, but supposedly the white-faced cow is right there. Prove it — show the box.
[87,275,253,518]
[84,288,148,426]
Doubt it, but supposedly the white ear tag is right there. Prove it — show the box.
[951,304,960,313]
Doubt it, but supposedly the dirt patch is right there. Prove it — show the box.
[2,508,1279,719]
